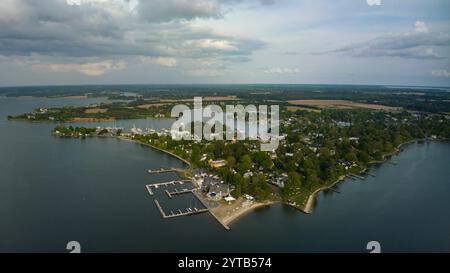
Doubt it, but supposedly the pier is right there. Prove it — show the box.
[168,188,193,196]
[154,199,209,218]
[147,168,178,174]
[147,179,230,231]
[146,180,192,190]
[349,173,364,180]
[328,187,340,194]
[145,185,154,196]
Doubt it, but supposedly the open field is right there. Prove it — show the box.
[160,96,240,103]
[84,108,108,114]
[136,103,168,109]
[288,100,402,111]
[286,106,321,113]
[68,117,115,122]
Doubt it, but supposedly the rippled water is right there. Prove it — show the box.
[0,97,449,252]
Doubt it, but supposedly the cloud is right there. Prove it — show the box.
[414,21,429,33]
[44,60,126,76]
[263,67,301,74]
[432,69,450,77]
[0,0,266,75]
[141,56,178,67]
[316,21,450,59]
[137,0,221,23]
[137,0,277,23]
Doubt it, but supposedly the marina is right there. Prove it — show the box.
[146,176,231,230]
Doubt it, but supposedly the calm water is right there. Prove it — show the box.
[0,97,449,253]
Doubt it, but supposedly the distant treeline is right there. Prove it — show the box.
[1,84,449,113]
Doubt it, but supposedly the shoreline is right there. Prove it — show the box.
[117,136,192,167]
[303,175,347,214]
[301,138,442,214]
[212,199,277,227]
[56,132,449,226]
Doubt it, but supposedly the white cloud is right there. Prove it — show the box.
[188,39,239,52]
[141,57,178,67]
[45,60,126,76]
[431,69,450,77]
[414,21,429,33]
[263,67,301,74]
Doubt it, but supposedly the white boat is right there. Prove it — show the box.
[131,125,143,135]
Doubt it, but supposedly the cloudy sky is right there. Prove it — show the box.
[0,0,449,86]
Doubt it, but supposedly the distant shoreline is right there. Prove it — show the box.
[302,138,447,214]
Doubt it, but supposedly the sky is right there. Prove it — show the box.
[0,0,449,87]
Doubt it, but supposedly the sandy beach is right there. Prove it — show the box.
[212,198,277,226]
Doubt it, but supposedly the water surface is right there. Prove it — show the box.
[0,97,449,252]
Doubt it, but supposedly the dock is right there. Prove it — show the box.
[146,180,191,189]
[165,190,172,199]
[328,187,340,194]
[148,179,230,231]
[168,188,193,196]
[154,199,208,218]
[145,185,154,196]
[147,168,177,174]
[349,173,364,180]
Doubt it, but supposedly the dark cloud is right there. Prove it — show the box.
[137,0,277,23]
[0,0,266,68]
[316,30,450,60]
[137,0,221,22]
